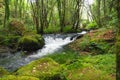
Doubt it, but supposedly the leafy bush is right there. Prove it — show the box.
[86,21,98,29]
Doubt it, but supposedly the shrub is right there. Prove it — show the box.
[8,20,25,36]
[86,21,98,30]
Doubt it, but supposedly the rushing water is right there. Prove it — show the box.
[0,31,86,72]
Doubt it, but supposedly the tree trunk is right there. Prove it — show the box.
[57,0,66,32]
[116,0,120,79]
[103,0,106,17]
[98,0,101,28]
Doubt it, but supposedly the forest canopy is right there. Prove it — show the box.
[0,0,118,34]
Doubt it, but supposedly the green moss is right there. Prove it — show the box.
[66,54,115,73]
[18,34,44,51]
[0,67,9,77]
[63,54,116,80]
[0,75,39,80]
[86,21,98,29]
[15,58,65,80]
[65,67,114,80]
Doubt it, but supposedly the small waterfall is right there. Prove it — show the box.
[0,31,87,72]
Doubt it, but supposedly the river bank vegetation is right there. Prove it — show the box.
[0,0,119,80]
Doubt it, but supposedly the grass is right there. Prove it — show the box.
[45,50,116,80]
[45,50,79,64]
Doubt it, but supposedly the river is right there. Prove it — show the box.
[0,31,86,72]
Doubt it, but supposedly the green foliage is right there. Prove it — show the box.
[44,26,60,34]
[0,35,20,48]
[44,25,82,34]
[18,34,44,51]
[0,25,21,48]
[86,21,98,29]
[45,50,115,80]
[15,58,66,80]
[81,20,89,28]
[0,75,39,80]
[0,2,4,25]
[0,67,9,77]
[64,54,116,80]
[46,50,79,64]
[63,26,81,33]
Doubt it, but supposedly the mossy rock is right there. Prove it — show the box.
[18,34,44,51]
[15,58,65,80]
[0,75,39,80]
[0,67,9,77]
[8,20,25,36]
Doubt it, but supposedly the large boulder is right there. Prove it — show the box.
[18,34,45,51]
[15,58,65,80]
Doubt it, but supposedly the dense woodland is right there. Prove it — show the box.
[0,0,119,80]
[0,0,118,33]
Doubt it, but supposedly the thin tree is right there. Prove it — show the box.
[3,0,10,27]
[57,0,66,32]
[116,0,120,79]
